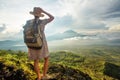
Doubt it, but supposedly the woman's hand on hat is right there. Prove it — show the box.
[39,7,43,10]
[41,9,45,13]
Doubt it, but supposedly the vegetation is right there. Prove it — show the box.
[0,46,120,80]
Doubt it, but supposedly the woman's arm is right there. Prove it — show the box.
[41,9,54,23]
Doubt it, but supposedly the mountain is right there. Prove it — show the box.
[0,40,26,50]
[0,40,24,46]
[47,30,88,41]
[63,30,77,34]
[0,50,92,80]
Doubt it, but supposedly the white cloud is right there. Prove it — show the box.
[0,28,23,41]
[56,0,120,30]
[0,0,55,37]
[0,24,6,32]
[0,0,120,41]
[63,36,99,41]
[109,24,120,31]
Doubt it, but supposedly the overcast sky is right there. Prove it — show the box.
[0,0,120,40]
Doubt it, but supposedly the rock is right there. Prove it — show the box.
[0,62,27,80]
[48,64,92,80]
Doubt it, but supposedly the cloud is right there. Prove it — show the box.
[0,23,23,40]
[109,24,120,31]
[56,0,120,31]
[0,0,120,41]
[0,24,6,32]
[49,15,74,32]
[0,29,23,41]
[63,36,99,41]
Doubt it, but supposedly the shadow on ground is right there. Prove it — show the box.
[104,62,120,79]
[48,64,92,80]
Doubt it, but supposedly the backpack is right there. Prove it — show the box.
[23,19,43,49]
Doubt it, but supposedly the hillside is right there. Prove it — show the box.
[0,50,91,80]
[0,48,120,80]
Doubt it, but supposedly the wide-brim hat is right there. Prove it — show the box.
[30,7,44,17]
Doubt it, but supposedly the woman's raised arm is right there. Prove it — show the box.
[41,8,54,23]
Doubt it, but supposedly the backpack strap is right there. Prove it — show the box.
[38,20,43,41]
[33,19,43,41]
[37,20,43,48]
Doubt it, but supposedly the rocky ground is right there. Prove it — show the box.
[0,62,91,80]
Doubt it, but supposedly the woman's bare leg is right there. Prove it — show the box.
[43,57,49,77]
[34,59,41,79]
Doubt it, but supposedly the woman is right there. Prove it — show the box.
[27,7,54,80]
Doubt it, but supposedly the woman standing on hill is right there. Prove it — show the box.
[24,7,54,80]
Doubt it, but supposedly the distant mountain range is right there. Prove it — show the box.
[47,30,94,41]
[0,30,120,50]
[0,40,26,50]
[0,30,85,47]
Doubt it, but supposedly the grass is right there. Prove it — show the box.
[0,45,120,80]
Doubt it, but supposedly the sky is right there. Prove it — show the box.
[0,0,120,41]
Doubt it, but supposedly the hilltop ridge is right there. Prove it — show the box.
[0,48,120,80]
[0,50,91,80]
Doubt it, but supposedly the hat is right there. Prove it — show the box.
[30,7,44,17]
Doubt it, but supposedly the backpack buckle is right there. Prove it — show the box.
[34,34,39,37]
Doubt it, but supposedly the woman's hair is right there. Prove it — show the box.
[34,16,39,19]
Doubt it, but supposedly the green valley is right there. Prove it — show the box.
[0,46,120,80]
